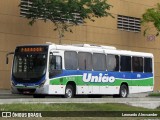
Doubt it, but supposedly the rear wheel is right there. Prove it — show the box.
[119,84,128,98]
[64,85,74,98]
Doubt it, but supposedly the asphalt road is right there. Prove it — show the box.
[0,89,149,99]
[0,90,160,109]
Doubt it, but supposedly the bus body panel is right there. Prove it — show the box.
[46,70,153,95]
[35,85,65,95]
[9,44,154,97]
[129,86,153,94]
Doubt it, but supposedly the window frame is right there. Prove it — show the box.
[117,15,141,32]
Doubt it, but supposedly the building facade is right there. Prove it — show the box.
[0,0,160,90]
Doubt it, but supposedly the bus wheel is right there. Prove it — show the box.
[119,84,128,98]
[64,85,74,98]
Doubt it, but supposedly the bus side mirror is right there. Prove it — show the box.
[6,52,14,64]
[50,52,53,56]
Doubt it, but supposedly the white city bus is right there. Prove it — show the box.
[6,43,154,98]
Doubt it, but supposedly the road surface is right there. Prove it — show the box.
[0,90,160,109]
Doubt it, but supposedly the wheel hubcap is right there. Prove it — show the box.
[66,89,72,98]
[121,89,127,97]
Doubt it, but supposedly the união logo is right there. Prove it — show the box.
[83,73,115,83]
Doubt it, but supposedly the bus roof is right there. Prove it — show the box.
[17,43,153,58]
[50,43,153,58]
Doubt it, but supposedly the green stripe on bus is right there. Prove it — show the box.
[49,76,153,86]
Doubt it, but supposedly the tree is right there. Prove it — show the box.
[142,3,160,36]
[20,0,113,44]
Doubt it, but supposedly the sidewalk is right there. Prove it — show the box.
[0,89,11,94]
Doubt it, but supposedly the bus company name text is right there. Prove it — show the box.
[83,73,115,83]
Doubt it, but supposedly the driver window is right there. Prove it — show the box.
[49,54,62,71]
[49,53,62,78]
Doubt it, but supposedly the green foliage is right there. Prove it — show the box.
[148,92,160,97]
[142,3,160,36]
[20,0,113,43]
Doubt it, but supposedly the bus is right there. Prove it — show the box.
[6,43,154,98]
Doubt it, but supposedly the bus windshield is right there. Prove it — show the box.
[13,53,47,80]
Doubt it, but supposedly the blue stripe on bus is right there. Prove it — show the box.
[52,70,153,80]
[12,70,153,86]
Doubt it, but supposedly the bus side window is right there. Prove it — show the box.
[120,56,131,72]
[93,53,106,71]
[64,51,78,70]
[106,54,119,71]
[144,58,152,72]
[49,54,62,78]
[132,57,143,72]
[49,54,62,71]
[78,52,92,70]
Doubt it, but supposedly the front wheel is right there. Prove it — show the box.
[119,84,128,98]
[64,85,74,98]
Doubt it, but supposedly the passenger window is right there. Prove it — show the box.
[120,56,131,72]
[93,53,106,71]
[106,54,119,71]
[144,58,152,72]
[132,57,143,72]
[78,52,92,70]
[64,51,78,70]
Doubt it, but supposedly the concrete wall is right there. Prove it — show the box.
[0,0,160,90]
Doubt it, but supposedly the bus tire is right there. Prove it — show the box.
[119,84,128,98]
[64,85,74,98]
